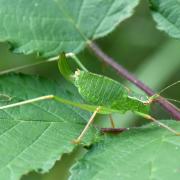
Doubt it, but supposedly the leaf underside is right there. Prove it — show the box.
[0,0,139,57]
[150,0,180,38]
[70,121,180,180]
[0,74,97,180]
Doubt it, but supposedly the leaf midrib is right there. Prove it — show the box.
[90,132,178,180]
[53,0,88,42]
[0,123,52,173]
[0,118,85,125]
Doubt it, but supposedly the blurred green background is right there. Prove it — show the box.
[0,1,179,180]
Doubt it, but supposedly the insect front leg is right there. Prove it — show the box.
[72,106,101,144]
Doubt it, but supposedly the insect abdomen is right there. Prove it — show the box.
[74,71,128,108]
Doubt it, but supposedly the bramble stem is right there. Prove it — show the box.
[88,42,180,120]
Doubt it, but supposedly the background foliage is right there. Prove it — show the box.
[0,0,179,180]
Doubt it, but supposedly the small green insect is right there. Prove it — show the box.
[0,94,12,102]
[0,53,179,143]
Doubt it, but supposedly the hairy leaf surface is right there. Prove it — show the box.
[0,0,139,57]
[150,0,180,38]
[70,121,180,180]
[0,74,97,180]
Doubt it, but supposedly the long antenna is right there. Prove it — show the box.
[0,56,59,75]
[158,80,180,95]
[148,80,180,104]
[165,98,180,104]
[0,53,88,75]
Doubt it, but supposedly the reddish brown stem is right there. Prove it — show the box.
[101,128,127,134]
[89,42,180,120]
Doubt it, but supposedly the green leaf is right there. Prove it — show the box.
[0,74,97,180]
[0,0,139,57]
[70,121,180,180]
[150,0,180,38]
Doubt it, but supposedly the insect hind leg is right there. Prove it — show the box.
[109,114,115,128]
[135,111,180,136]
